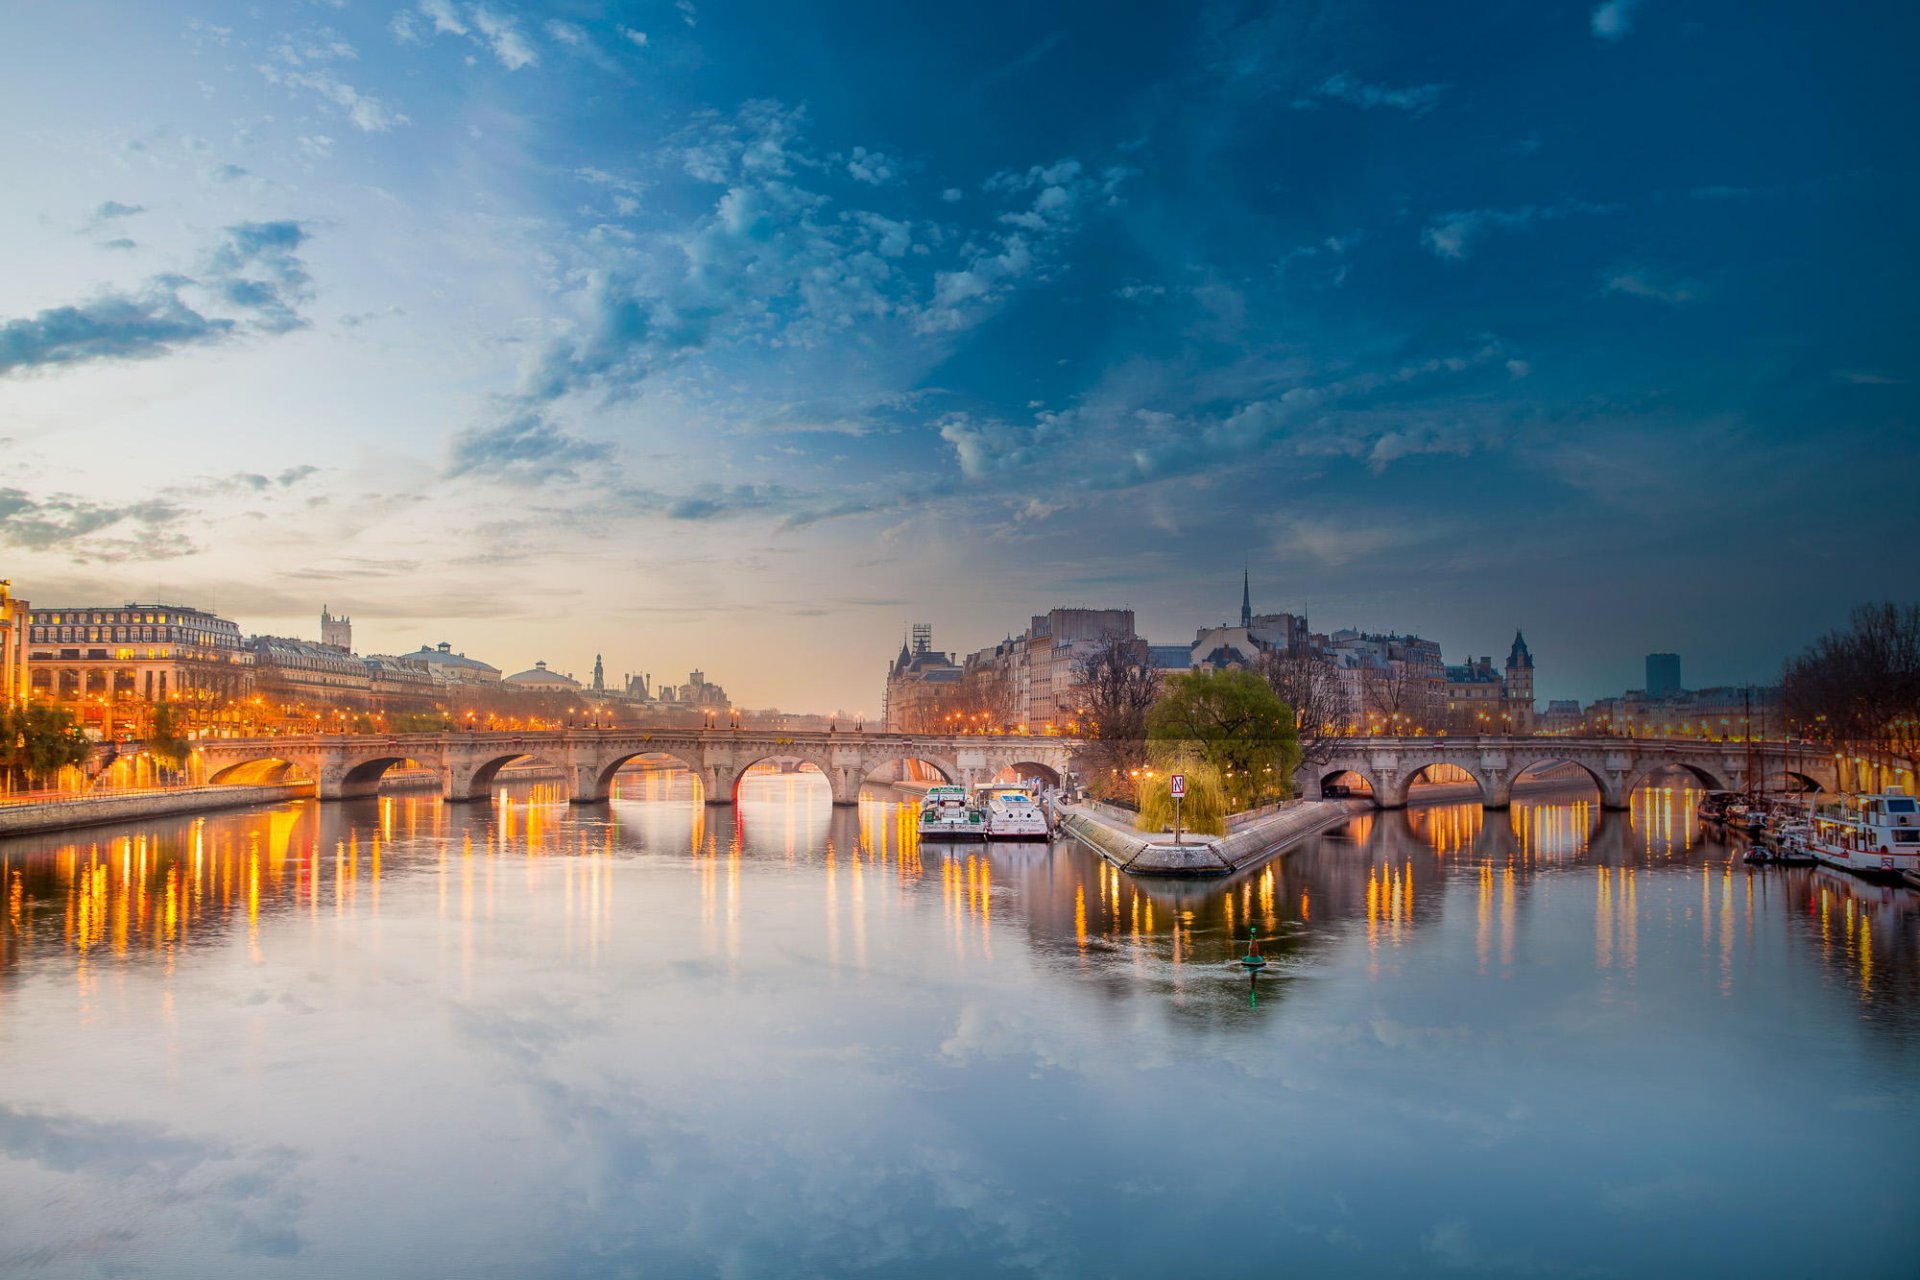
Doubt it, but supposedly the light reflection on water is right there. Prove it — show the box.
[1,773,1915,1278]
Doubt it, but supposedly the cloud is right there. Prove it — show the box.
[844,146,899,186]
[1295,72,1446,114]
[1591,0,1643,41]
[1422,199,1617,259]
[445,410,611,484]
[1832,369,1906,386]
[1603,267,1698,305]
[94,201,145,220]
[0,220,313,374]
[618,26,648,48]
[258,64,407,132]
[0,488,194,560]
[471,7,537,70]
[677,0,698,27]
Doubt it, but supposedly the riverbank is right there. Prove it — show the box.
[1059,798,1367,877]
[0,784,314,837]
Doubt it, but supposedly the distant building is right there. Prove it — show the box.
[1441,631,1535,734]
[503,660,581,692]
[658,669,729,708]
[591,654,605,693]
[320,606,352,653]
[1327,629,1447,730]
[963,607,1137,731]
[389,642,502,685]
[1646,652,1682,699]
[363,653,442,713]
[884,625,963,730]
[1188,574,1308,671]
[1541,699,1584,734]
[0,581,27,707]
[250,635,373,710]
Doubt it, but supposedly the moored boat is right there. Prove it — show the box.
[1698,791,1735,824]
[1808,786,1920,881]
[918,784,986,841]
[976,784,1050,841]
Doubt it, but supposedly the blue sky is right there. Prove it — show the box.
[1,1,1914,712]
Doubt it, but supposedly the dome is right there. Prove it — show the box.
[504,659,580,689]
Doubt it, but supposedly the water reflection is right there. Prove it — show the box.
[1,776,1915,1277]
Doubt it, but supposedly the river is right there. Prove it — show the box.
[1,772,1914,1278]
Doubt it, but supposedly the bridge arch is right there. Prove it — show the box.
[208,756,317,788]
[452,752,575,803]
[1386,760,1494,810]
[1758,769,1824,795]
[1503,757,1614,808]
[1320,767,1379,800]
[729,753,847,805]
[858,751,959,797]
[589,749,704,804]
[992,760,1063,789]
[1625,760,1728,801]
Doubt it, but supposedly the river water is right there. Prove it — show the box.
[1,774,1914,1278]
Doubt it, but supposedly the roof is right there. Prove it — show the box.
[1146,644,1191,670]
[408,644,500,673]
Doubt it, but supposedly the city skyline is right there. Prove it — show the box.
[4,1,1915,714]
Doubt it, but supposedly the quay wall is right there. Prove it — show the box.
[0,785,314,838]
[1061,799,1365,878]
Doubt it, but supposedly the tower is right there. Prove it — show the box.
[1646,653,1681,698]
[320,605,352,652]
[591,653,605,692]
[1240,569,1252,629]
[1504,630,1535,729]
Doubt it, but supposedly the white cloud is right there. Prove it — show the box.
[940,188,962,203]
[1603,268,1699,305]
[1591,0,1643,41]
[419,0,468,37]
[1422,199,1617,260]
[471,7,537,70]
[1832,369,1906,386]
[1295,72,1445,114]
[677,1,698,27]
[618,26,648,48]
[844,147,898,186]
[258,65,408,132]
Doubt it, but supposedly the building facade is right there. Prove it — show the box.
[250,636,375,711]
[26,603,251,731]
[1645,652,1682,699]
[1440,632,1536,734]
[0,581,27,707]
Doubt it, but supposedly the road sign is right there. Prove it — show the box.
[1170,773,1186,798]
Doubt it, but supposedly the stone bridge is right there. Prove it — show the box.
[1314,736,1842,810]
[186,729,1077,807]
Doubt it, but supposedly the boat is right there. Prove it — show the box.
[1766,819,1819,866]
[1697,791,1736,824]
[976,784,1050,841]
[1807,785,1920,881]
[917,785,986,841]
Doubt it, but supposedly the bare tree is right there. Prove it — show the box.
[1360,660,1429,731]
[1783,601,1920,785]
[1070,632,1158,800]
[1258,647,1353,766]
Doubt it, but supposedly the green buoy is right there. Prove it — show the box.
[1240,925,1268,971]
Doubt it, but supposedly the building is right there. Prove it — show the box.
[320,606,352,653]
[1541,699,1584,734]
[658,669,729,708]
[884,625,964,730]
[250,635,374,711]
[1325,629,1447,730]
[1646,653,1682,699]
[1188,574,1309,671]
[386,642,502,685]
[25,603,250,730]
[364,653,443,714]
[0,580,27,707]
[1440,632,1536,734]
[961,607,1137,731]
[503,660,581,693]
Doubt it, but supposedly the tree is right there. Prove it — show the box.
[1145,669,1301,810]
[1783,602,1920,787]
[1071,632,1159,801]
[0,704,92,789]
[1258,648,1353,766]
[1136,759,1229,837]
[148,702,191,771]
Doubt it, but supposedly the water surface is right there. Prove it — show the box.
[1,775,1914,1278]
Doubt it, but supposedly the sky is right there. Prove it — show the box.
[1,0,1915,715]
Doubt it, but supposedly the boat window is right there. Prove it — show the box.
[1893,830,1920,843]
[1885,798,1916,813]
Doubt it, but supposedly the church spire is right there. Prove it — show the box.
[1241,568,1252,628]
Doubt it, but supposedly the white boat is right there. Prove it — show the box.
[918,785,985,841]
[1808,786,1920,880]
[976,784,1049,841]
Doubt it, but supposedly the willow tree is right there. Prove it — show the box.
[1145,669,1301,811]
[1135,760,1229,837]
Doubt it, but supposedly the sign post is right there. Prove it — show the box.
[1170,772,1186,845]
